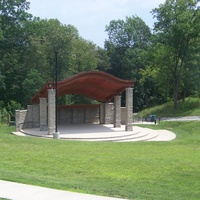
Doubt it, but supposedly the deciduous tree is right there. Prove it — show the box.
[152,0,200,109]
[105,16,152,110]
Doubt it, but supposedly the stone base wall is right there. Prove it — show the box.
[15,104,39,131]
[58,104,100,124]
[121,107,127,125]
[108,103,114,124]
[15,104,130,131]
[16,104,100,131]
[99,104,128,125]
[15,110,27,131]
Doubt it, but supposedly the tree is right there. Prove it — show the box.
[68,38,98,75]
[152,0,200,109]
[22,18,101,105]
[22,69,45,105]
[105,16,152,111]
[0,0,32,105]
[96,47,110,72]
[0,0,108,110]
[0,0,31,51]
[180,37,200,98]
[23,18,79,82]
[148,39,175,103]
[0,18,3,40]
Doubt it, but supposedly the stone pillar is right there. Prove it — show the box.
[26,105,33,128]
[105,102,111,124]
[100,103,105,124]
[48,89,55,135]
[100,102,112,124]
[15,110,21,131]
[114,95,121,127]
[40,97,47,131]
[125,88,133,131]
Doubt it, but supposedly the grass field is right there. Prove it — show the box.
[136,97,200,118]
[0,121,200,200]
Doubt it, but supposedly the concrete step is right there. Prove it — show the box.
[116,131,158,142]
[72,131,148,142]
[15,125,174,142]
[60,131,141,140]
[63,129,159,142]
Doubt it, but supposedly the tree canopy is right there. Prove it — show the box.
[0,0,200,117]
[152,0,200,109]
[0,0,105,109]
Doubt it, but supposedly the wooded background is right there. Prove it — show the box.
[0,0,200,120]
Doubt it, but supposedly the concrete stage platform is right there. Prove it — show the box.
[13,124,176,142]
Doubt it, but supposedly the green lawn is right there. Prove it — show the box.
[0,199,10,200]
[0,122,200,200]
[136,97,200,117]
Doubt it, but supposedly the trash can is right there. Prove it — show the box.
[150,115,156,124]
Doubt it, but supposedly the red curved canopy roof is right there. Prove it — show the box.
[31,71,134,104]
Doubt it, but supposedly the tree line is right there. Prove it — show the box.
[0,0,200,120]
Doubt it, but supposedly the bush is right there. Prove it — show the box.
[0,100,23,123]
[0,107,8,124]
[6,100,23,121]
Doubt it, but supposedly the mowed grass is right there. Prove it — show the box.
[137,97,200,117]
[0,122,200,200]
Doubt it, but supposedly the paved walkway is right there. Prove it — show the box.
[0,180,127,200]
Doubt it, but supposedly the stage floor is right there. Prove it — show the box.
[13,124,176,142]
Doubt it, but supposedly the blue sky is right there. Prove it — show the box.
[28,0,166,47]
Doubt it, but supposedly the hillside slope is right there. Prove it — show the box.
[136,97,200,118]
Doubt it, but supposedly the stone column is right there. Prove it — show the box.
[114,95,121,128]
[105,102,111,124]
[100,102,112,124]
[48,89,55,135]
[125,88,133,131]
[15,110,21,131]
[100,103,105,124]
[39,97,47,131]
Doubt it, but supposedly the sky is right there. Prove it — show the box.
[28,0,166,47]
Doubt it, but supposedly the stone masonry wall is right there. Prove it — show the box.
[57,105,100,124]
[15,104,130,131]
[15,105,39,131]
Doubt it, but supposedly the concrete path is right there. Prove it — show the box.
[0,180,127,200]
